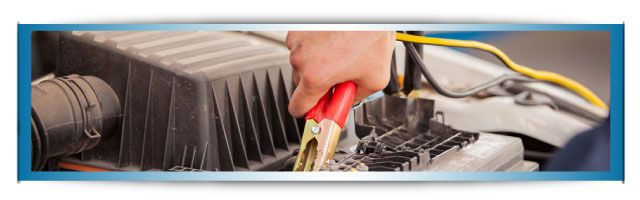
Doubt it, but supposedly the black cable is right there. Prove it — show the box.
[403,31,425,95]
[383,50,401,94]
[403,41,531,98]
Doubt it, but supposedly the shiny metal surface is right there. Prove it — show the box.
[293,119,344,171]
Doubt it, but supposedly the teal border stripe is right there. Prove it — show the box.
[17,24,624,181]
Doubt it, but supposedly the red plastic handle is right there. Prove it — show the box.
[305,81,357,128]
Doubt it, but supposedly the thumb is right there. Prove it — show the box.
[288,79,330,117]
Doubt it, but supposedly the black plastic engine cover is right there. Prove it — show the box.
[57,31,301,171]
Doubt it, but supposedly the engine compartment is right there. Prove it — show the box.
[31,31,601,172]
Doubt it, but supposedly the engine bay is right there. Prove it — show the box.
[30,31,606,172]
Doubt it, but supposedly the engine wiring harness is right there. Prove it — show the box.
[395,32,608,110]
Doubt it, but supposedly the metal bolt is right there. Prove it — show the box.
[311,125,321,134]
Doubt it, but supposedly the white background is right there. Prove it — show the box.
[1,0,638,199]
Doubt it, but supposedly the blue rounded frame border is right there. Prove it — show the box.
[17,24,624,181]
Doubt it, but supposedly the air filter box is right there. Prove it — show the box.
[57,31,302,171]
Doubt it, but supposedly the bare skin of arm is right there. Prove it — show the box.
[286,31,396,117]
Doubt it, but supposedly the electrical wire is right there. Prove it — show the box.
[396,32,608,110]
[403,41,529,98]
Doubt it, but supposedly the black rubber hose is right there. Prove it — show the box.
[31,75,121,170]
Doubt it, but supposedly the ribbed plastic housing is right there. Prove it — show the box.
[57,31,301,171]
[337,96,480,171]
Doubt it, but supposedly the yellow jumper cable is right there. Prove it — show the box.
[395,32,608,110]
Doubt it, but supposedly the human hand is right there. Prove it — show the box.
[286,31,396,117]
